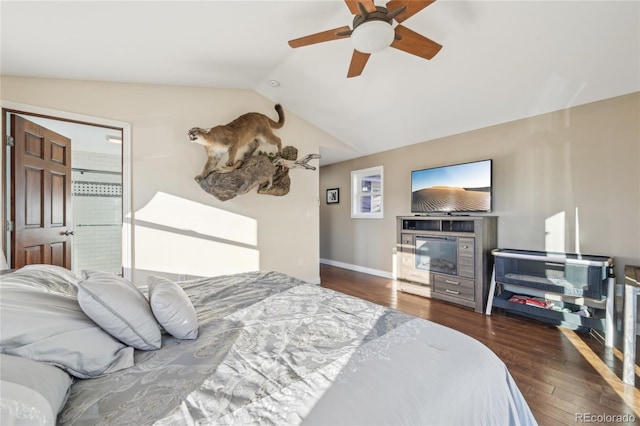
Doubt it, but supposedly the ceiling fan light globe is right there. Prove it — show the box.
[351,20,394,54]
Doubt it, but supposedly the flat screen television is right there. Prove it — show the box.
[411,159,492,214]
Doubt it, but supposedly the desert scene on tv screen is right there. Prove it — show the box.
[411,162,491,212]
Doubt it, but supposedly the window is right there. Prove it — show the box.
[351,166,383,218]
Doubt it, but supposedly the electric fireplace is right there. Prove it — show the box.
[415,235,458,275]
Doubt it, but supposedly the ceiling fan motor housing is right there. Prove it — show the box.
[352,6,393,29]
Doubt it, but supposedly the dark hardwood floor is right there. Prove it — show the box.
[320,264,639,426]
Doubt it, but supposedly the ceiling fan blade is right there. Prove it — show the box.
[288,26,352,48]
[386,0,435,23]
[391,25,442,60]
[347,50,371,78]
[345,0,377,15]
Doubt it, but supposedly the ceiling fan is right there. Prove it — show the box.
[288,0,442,78]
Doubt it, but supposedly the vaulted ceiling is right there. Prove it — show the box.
[2,1,638,165]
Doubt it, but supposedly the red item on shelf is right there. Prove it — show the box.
[508,295,553,309]
[508,295,529,304]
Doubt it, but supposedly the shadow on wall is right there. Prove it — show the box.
[126,192,259,281]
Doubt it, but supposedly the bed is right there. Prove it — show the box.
[1,264,536,425]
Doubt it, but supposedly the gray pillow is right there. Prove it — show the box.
[78,270,161,350]
[148,276,199,340]
[0,267,134,379]
[0,354,73,425]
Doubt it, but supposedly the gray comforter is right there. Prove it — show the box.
[59,271,536,425]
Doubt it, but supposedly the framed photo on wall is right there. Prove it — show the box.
[326,188,339,204]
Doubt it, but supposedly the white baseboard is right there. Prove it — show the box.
[320,258,394,279]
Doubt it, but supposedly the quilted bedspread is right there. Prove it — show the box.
[59,271,536,425]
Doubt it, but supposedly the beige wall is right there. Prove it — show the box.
[1,76,345,283]
[320,93,640,281]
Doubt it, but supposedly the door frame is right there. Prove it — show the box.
[1,101,133,279]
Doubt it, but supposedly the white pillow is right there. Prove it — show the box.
[0,354,73,425]
[13,264,80,295]
[0,268,134,379]
[148,276,198,340]
[78,270,161,350]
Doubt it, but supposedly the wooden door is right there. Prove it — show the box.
[10,115,72,268]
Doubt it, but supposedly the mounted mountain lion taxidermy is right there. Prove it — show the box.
[189,104,284,179]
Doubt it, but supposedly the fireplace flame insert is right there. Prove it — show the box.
[415,235,458,275]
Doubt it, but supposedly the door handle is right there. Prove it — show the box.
[62,229,75,236]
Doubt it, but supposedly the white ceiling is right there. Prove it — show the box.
[2,1,639,165]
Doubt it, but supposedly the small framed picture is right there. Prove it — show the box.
[326,188,339,204]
